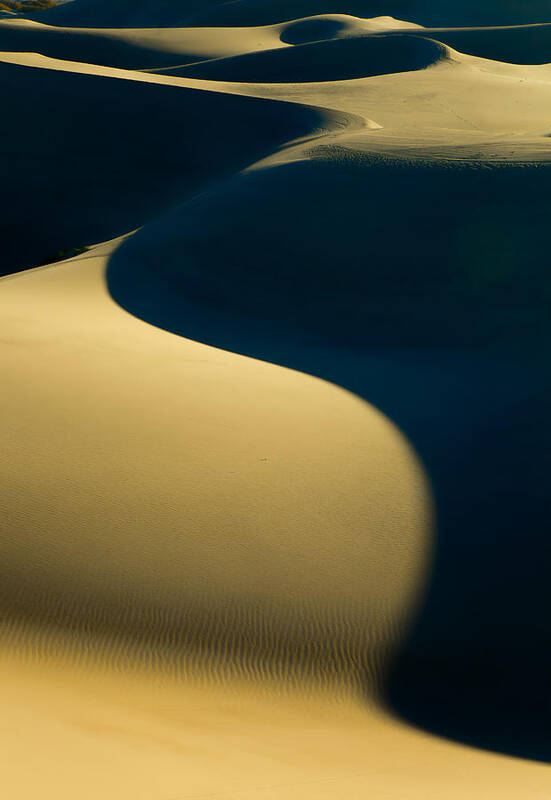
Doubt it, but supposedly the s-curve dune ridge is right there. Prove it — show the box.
[1,0,551,797]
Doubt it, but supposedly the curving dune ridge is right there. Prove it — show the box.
[168,34,448,82]
[1,1,551,798]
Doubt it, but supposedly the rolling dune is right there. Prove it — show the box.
[278,13,423,44]
[0,55,347,274]
[169,34,448,82]
[0,18,292,69]
[7,16,551,73]
[0,238,431,692]
[413,23,551,64]
[24,0,551,28]
[108,154,551,348]
[1,1,551,797]
[0,14,423,71]
[26,0,227,27]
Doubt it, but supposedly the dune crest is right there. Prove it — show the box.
[279,13,423,44]
[170,34,448,83]
[0,17,294,69]
[23,0,551,28]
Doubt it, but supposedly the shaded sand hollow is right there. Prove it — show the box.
[1,2,551,797]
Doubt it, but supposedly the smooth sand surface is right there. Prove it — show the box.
[0,18,292,69]
[1,2,551,796]
[0,15,425,71]
[23,0,551,28]
[0,240,430,690]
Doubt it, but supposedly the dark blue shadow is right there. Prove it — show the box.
[107,154,551,762]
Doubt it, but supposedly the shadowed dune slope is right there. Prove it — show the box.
[0,60,344,275]
[200,2,551,28]
[0,15,423,74]
[0,19,290,70]
[26,1,551,28]
[0,20,198,69]
[107,147,551,759]
[105,40,551,758]
[280,14,379,43]
[278,14,423,44]
[107,155,551,348]
[3,0,551,781]
[5,17,551,70]
[27,0,223,27]
[412,23,551,65]
[170,34,447,82]
[166,43,551,134]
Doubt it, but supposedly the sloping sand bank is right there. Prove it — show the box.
[2,648,551,800]
[0,239,430,692]
[0,18,292,69]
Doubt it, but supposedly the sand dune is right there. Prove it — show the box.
[0,18,292,69]
[0,236,431,694]
[0,55,347,274]
[169,34,447,82]
[25,0,551,28]
[6,16,551,73]
[0,14,424,72]
[3,649,551,800]
[1,1,551,797]
[279,13,423,44]
[27,0,225,27]
[193,1,551,28]
[413,23,551,65]
[7,10,551,83]
[0,14,426,73]
[109,152,551,348]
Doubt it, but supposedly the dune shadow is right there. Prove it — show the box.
[30,0,551,30]
[280,16,352,45]
[0,59,338,276]
[412,23,551,66]
[0,22,208,71]
[170,34,446,82]
[107,152,551,761]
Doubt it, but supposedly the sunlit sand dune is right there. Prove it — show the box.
[2,649,551,800]
[24,0,551,28]
[1,0,551,796]
[0,15,424,71]
[0,18,292,69]
[0,239,431,690]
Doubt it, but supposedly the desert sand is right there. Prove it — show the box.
[1,1,550,797]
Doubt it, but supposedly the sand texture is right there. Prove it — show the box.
[1,1,551,797]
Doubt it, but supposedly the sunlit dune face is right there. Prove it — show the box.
[0,246,433,695]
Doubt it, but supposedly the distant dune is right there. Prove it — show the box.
[171,34,447,82]
[0,18,291,69]
[24,0,551,28]
[1,1,551,798]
